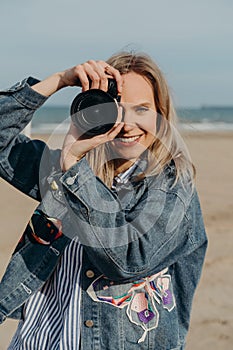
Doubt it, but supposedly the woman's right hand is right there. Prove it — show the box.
[59,60,122,92]
[30,59,123,171]
[32,60,122,97]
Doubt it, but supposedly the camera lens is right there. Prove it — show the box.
[70,88,119,136]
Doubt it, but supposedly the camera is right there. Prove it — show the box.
[70,79,120,136]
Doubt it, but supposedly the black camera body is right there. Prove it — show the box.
[70,79,120,136]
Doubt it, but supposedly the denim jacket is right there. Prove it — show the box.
[0,78,207,349]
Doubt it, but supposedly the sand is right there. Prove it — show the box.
[0,131,232,349]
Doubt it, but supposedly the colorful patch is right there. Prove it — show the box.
[87,268,176,343]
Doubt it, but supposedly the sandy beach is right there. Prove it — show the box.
[0,131,232,349]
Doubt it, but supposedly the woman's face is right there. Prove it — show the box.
[110,72,157,171]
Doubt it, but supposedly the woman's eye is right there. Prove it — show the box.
[136,106,149,113]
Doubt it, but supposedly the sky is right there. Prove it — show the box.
[1,0,233,107]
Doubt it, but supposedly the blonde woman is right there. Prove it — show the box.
[0,52,207,349]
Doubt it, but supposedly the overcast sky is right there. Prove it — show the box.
[1,0,233,107]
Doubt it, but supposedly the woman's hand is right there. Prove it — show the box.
[30,59,124,171]
[60,119,124,172]
[59,60,122,92]
[32,60,122,97]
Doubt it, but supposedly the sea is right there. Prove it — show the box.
[31,105,233,134]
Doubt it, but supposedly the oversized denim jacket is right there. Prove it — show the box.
[0,78,207,349]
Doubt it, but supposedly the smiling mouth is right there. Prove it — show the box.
[116,135,141,143]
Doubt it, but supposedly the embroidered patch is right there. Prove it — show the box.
[87,268,176,343]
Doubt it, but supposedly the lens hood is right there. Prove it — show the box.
[70,89,119,136]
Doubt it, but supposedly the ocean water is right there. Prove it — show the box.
[31,105,233,134]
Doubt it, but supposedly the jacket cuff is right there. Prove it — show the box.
[3,77,48,110]
[60,157,96,195]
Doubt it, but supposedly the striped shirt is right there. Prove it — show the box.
[8,163,139,349]
[8,239,83,350]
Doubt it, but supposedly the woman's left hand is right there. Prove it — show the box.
[60,119,123,171]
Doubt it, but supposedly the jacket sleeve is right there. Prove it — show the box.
[0,78,49,200]
[59,157,207,281]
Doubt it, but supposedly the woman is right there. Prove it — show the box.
[0,52,207,349]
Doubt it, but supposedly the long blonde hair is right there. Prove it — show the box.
[86,51,195,188]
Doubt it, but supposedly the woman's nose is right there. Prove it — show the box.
[119,107,136,129]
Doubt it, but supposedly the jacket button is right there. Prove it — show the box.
[66,173,78,185]
[66,177,75,185]
[51,180,58,191]
[86,270,95,278]
[85,320,94,328]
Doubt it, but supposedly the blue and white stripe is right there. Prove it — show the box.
[8,238,83,350]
